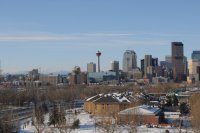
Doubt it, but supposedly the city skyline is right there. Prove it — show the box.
[0,1,200,73]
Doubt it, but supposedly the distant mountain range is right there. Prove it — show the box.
[51,70,69,75]
[3,70,69,75]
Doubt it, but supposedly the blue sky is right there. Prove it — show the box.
[0,1,200,73]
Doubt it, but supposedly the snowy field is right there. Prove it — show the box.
[18,109,193,133]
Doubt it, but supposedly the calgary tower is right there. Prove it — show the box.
[96,51,101,72]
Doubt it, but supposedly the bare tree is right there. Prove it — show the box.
[0,111,18,133]
[190,93,200,133]
[128,108,142,133]
[57,107,67,133]
[32,106,45,133]
[97,112,117,133]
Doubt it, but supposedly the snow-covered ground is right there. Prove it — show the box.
[19,109,194,133]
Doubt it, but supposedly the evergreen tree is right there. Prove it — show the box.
[166,96,172,106]
[57,108,66,133]
[180,102,189,115]
[48,105,66,129]
[71,119,80,129]
[172,94,179,106]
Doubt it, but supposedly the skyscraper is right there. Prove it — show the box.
[188,59,200,82]
[183,56,188,76]
[165,56,172,63]
[188,59,200,75]
[123,50,137,72]
[171,42,185,81]
[192,51,200,60]
[144,55,152,76]
[141,55,159,78]
[87,62,96,73]
[152,58,158,67]
[141,59,144,75]
[111,61,119,72]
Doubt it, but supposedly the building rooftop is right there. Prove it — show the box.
[86,92,134,104]
[119,105,161,116]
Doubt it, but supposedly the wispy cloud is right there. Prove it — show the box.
[0,32,138,41]
[0,32,173,52]
[0,32,162,41]
[0,32,198,46]
[0,35,80,41]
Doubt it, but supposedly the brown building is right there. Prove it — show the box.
[84,92,144,120]
[68,73,78,85]
[25,69,40,87]
[39,74,58,86]
[68,66,87,85]
[171,42,185,82]
[118,105,163,125]
[68,72,87,85]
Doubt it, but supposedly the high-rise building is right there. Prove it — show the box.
[28,69,39,81]
[152,58,158,67]
[192,51,200,60]
[160,56,173,78]
[111,61,119,72]
[141,56,158,77]
[87,62,96,73]
[123,50,137,72]
[188,59,200,75]
[171,42,185,81]
[165,56,172,63]
[183,56,188,76]
[144,55,152,76]
[187,59,200,83]
[141,59,144,75]
[69,66,87,85]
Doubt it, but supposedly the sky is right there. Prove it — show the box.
[0,1,200,74]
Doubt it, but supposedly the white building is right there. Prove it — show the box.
[164,112,181,119]
[123,50,137,72]
[152,76,169,84]
[39,74,58,86]
[187,59,200,83]
[87,62,96,73]
[111,60,119,72]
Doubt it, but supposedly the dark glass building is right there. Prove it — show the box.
[141,56,158,78]
[152,58,158,67]
[141,59,144,76]
[192,51,200,60]
[171,42,185,82]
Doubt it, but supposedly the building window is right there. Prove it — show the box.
[124,104,126,109]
